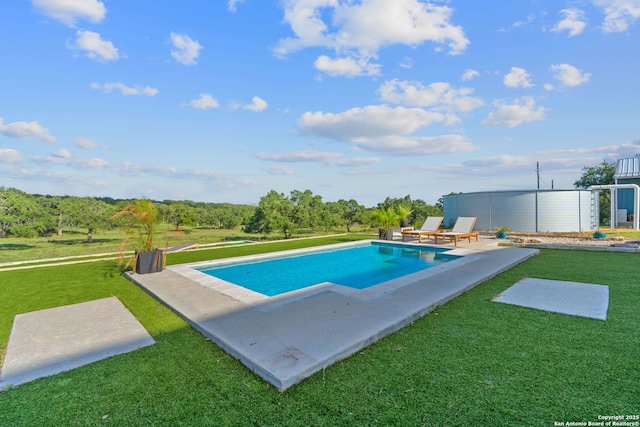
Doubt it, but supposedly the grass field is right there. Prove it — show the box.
[0,226,374,264]
[0,236,638,426]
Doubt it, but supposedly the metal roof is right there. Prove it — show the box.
[615,156,640,178]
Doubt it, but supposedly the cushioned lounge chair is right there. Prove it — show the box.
[401,216,444,243]
[433,217,479,246]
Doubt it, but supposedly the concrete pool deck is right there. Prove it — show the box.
[129,240,538,390]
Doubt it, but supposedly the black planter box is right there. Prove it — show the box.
[135,249,163,274]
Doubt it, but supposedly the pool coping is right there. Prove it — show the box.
[128,241,538,390]
[169,240,480,310]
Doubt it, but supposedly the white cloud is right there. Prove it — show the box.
[550,63,591,87]
[170,32,202,65]
[227,0,245,13]
[261,165,295,175]
[425,155,589,180]
[482,97,548,128]
[70,30,119,62]
[512,13,536,28]
[52,148,71,159]
[462,155,535,172]
[0,148,22,164]
[297,104,477,156]
[275,0,469,76]
[243,96,268,112]
[32,152,109,168]
[314,55,381,77]
[90,82,159,96]
[256,150,380,166]
[189,94,220,109]
[552,8,587,36]
[504,67,533,88]
[357,134,477,156]
[0,118,56,142]
[593,0,640,32]
[32,0,106,27]
[539,138,640,160]
[298,105,447,140]
[461,69,479,81]
[399,57,413,69]
[378,79,484,113]
[75,137,106,149]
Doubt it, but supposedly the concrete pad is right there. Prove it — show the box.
[0,297,154,390]
[493,277,609,320]
[130,242,537,390]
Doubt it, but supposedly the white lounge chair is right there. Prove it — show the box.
[401,216,444,243]
[434,217,479,246]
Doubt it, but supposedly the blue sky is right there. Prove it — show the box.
[1,0,639,206]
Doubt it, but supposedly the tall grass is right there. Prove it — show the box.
[0,245,638,426]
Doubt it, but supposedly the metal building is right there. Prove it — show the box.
[614,155,640,221]
[443,190,598,232]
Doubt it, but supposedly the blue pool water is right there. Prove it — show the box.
[197,242,458,297]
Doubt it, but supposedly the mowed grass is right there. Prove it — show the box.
[0,241,638,426]
[0,226,370,264]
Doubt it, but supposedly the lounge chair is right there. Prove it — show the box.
[401,216,444,243]
[433,217,479,246]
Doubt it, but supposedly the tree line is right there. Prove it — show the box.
[0,187,255,239]
[0,160,617,239]
[0,187,442,239]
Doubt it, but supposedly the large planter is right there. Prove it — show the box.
[378,228,395,240]
[135,249,163,274]
[496,231,508,239]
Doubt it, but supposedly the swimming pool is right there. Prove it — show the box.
[196,242,458,296]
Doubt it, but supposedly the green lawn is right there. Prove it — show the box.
[0,239,638,426]
[0,226,372,264]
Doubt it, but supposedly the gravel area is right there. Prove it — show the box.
[482,233,640,249]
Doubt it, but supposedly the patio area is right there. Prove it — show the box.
[129,241,538,390]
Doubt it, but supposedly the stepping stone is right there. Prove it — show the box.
[0,297,154,390]
[493,278,609,320]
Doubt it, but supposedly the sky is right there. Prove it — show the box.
[1,0,640,207]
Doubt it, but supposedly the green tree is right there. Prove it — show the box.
[244,190,295,238]
[574,160,616,223]
[375,195,441,227]
[330,199,364,232]
[290,189,323,230]
[0,188,55,237]
[165,203,198,231]
[574,160,615,188]
[58,197,115,242]
[196,207,218,229]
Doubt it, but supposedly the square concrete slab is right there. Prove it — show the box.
[493,277,609,320]
[0,297,154,390]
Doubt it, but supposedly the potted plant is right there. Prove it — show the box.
[395,203,414,228]
[372,207,402,240]
[494,226,511,239]
[111,199,164,274]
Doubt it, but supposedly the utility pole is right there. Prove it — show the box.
[536,161,540,189]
